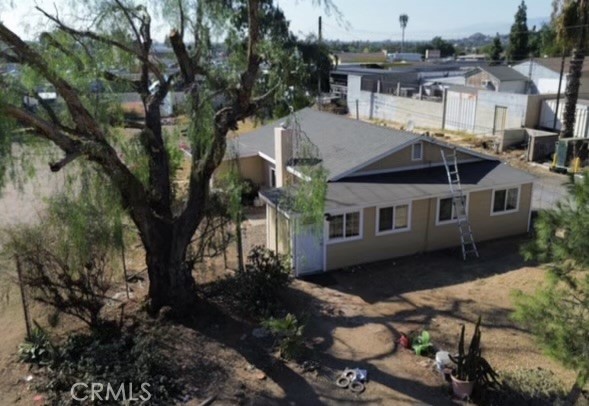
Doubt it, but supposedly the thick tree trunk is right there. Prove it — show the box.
[562,49,584,140]
[144,222,197,314]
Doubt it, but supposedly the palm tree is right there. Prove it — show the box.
[553,0,589,143]
[399,14,409,53]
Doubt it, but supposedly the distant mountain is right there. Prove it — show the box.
[446,17,549,38]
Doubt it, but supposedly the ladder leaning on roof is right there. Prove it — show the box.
[441,149,479,260]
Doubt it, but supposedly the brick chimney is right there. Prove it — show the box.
[274,126,292,188]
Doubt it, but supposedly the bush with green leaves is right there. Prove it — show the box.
[18,326,55,366]
[262,313,305,360]
[228,246,292,318]
[43,327,181,405]
[481,368,568,406]
[411,330,434,357]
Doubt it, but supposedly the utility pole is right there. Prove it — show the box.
[317,16,322,110]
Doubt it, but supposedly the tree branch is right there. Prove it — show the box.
[0,23,103,140]
[35,6,165,86]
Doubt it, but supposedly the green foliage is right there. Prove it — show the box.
[450,317,500,388]
[487,34,503,63]
[43,328,181,405]
[516,175,589,388]
[18,326,55,366]
[3,170,126,328]
[507,0,530,61]
[553,0,588,51]
[262,313,305,360]
[411,330,433,356]
[224,246,291,318]
[483,368,568,406]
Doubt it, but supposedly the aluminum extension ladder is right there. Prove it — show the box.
[441,149,479,260]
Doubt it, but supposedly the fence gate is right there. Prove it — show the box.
[445,90,477,133]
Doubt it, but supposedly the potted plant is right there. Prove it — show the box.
[449,317,500,399]
[412,330,434,356]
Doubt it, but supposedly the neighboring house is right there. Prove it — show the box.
[465,66,529,93]
[513,58,589,95]
[332,51,389,65]
[217,108,534,276]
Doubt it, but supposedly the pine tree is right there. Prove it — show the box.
[507,0,530,61]
[488,33,503,64]
[514,175,589,403]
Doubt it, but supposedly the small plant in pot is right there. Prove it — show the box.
[449,317,500,400]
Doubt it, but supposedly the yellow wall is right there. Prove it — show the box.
[355,142,476,174]
[325,183,533,270]
[214,155,266,187]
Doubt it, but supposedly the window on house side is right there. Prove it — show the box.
[412,142,423,161]
[328,212,361,240]
[493,188,519,213]
[438,196,467,223]
[378,204,409,233]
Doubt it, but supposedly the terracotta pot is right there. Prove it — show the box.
[451,374,475,399]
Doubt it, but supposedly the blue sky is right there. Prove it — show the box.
[279,0,553,41]
[1,0,553,42]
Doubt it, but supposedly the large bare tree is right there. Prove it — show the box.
[0,0,332,313]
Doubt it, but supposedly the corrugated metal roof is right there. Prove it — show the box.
[468,66,529,82]
[229,108,418,180]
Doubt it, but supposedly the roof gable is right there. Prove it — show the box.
[230,108,418,180]
[466,66,528,82]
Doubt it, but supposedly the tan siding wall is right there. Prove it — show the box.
[213,156,266,187]
[326,201,429,270]
[325,183,533,270]
[469,183,532,241]
[357,142,476,174]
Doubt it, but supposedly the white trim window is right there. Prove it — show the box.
[412,142,424,161]
[377,203,411,235]
[437,195,468,224]
[328,211,361,242]
[492,187,519,214]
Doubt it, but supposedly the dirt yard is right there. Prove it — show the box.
[0,140,580,405]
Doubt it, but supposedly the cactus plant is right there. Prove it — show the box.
[449,317,501,387]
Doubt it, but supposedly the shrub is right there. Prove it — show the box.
[481,368,568,406]
[43,328,181,405]
[262,313,305,360]
[18,326,55,366]
[228,246,291,318]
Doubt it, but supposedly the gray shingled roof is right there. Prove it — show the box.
[229,107,419,180]
[260,161,536,211]
[471,66,529,82]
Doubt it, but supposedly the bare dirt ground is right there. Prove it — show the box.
[0,130,580,405]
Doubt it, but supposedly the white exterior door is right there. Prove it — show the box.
[293,222,324,276]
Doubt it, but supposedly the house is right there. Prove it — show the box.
[513,58,589,95]
[465,66,529,93]
[218,108,535,276]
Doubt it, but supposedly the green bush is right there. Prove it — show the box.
[481,368,568,406]
[262,313,305,360]
[18,326,55,366]
[230,246,292,318]
[43,328,181,405]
